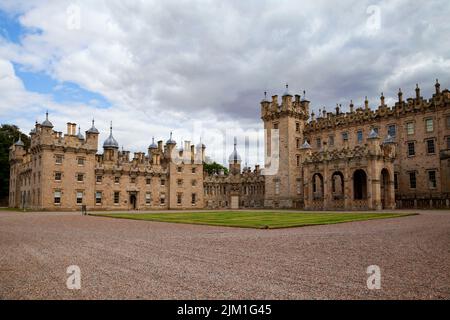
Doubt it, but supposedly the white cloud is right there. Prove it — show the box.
[1,0,450,166]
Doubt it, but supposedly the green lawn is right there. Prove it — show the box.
[93,211,415,229]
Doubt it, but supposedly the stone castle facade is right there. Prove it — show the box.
[9,80,450,211]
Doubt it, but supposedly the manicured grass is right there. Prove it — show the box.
[93,211,416,229]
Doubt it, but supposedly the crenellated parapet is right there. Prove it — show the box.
[304,80,450,134]
[260,85,310,121]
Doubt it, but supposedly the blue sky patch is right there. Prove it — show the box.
[13,63,111,108]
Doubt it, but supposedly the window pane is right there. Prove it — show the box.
[426,119,433,132]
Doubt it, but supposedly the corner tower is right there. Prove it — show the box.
[260,85,310,208]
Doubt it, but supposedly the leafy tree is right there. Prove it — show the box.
[203,161,229,175]
[0,124,30,205]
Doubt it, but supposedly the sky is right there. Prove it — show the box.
[0,0,449,166]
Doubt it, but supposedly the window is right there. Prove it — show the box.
[191,180,197,187]
[296,122,300,132]
[296,138,301,149]
[296,179,301,194]
[114,176,120,184]
[342,132,348,141]
[428,171,437,189]
[191,193,196,204]
[357,130,363,144]
[328,135,334,147]
[54,190,61,204]
[275,180,280,195]
[191,167,196,174]
[177,167,182,173]
[394,173,399,190]
[95,192,102,204]
[407,142,415,156]
[55,155,63,164]
[114,192,120,204]
[76,191,83,204]
[426,139,435,154]
[177,179,183,186]
[425,118,433,132]
[273,123,279,129]
[409,172,417,189]
[146,178,151,185]
[96,175,102,183]
[131,177,136,183]
[161,179,166,186]
[388,124,396,137]
[145,192,151,205]
[406,122,414,135]
[77,173,84,182]
[160,193,165,205]
[55,172,62,181]
[316,138,321,148]
[296,155,300,167]
[77,157,85,165]
[177,193,182,205]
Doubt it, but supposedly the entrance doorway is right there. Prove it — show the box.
[130,194,137,210]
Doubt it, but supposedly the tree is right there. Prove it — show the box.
[203,161,228,175]
[0,124,30,205]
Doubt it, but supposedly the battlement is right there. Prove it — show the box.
[260,85,310,121]
[305,80,450,133]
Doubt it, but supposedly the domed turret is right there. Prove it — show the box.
[103,122,119,149]
[87,119,99,134]
[149,136,157,149]
[166,132,176,145]
[228,137,241,163]
[14,135,25,147]
[41,111,53,128]
[77,126,84,140]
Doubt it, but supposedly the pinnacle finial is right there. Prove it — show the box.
[110,121,113,134]
[234,136,237,148]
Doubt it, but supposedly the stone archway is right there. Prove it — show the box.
[353,169,367,200]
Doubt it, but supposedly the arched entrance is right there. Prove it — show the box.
[353,169,367,200]
[381,168,390,209]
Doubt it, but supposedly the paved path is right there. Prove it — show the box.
[0,210,449,299]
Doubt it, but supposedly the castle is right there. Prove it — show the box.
[9,80,450,211]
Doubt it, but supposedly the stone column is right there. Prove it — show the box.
[323,166,331,210]
[344,167,351,210]
[303,167,311,210]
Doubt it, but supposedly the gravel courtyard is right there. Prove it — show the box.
[0,209,449,299]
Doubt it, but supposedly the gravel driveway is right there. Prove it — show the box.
[0,210,449,299]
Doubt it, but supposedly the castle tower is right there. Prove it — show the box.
[261,84,310,208]
[85,119,99,151]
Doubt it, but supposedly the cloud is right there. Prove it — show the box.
[0,0,450,166]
